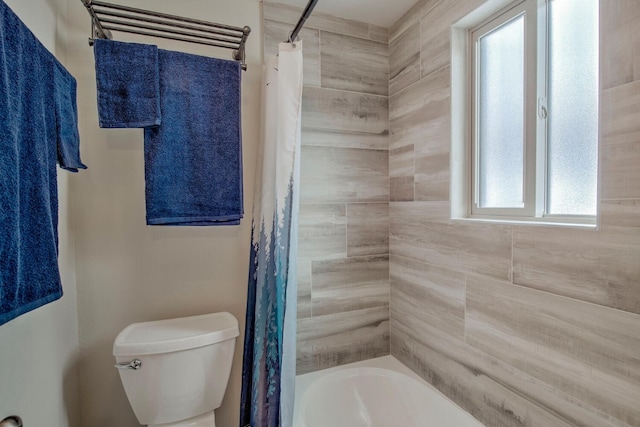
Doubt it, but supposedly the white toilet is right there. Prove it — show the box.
[113,312,240,427]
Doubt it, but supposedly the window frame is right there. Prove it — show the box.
[461,0,598,225]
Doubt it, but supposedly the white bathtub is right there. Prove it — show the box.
[294,356,485,427]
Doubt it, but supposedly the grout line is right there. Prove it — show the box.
[390,252,455,271]
[317,29,322,87]
[418,13,423,80]
[510,227,514,284]
[345,202,349,258]
[390,62,450,99]
[308,259,314,318]
[600,197,640,202]
[301,142,390,152]
[507,280,640,318]
[463,274,468,344]
[306,83,390,99]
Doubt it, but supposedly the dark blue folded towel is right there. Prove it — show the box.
[1,0,62,326]
[93,39,161,128]
[54,59,87,172]
[144,50,243,226]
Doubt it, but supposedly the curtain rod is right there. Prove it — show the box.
[81,0,251,70]
[288,0,319,43]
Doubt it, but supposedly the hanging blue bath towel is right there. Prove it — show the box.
[0,0,85,326]
[54,59,87,172]
[144,50,243,226]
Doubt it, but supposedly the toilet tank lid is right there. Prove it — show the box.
[113,312,239,356]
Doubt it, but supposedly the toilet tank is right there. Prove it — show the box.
[113,312,240,426]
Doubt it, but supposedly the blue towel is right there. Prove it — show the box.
[54,59,87,172]
[0,0,62,325]
[93,39,161,128]
[144,50,243,226]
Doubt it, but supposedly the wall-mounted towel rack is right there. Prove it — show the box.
[81,0,251,70]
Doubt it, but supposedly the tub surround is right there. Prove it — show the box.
[266,3,640,426]
[389,1,640,426]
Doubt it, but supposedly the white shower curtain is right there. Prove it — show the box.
[240,42,303,427]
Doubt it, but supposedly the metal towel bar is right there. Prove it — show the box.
[80,0,251,70]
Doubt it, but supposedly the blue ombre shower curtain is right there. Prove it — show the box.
[240,42,303,427]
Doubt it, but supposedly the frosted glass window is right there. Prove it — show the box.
[547,0,599,215]
[467,0,598,222]
[477,15,525,208]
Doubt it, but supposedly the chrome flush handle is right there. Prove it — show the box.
[0,416,23,427]
[114,359,142,370]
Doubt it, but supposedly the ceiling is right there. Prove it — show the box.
[271,0,419,28]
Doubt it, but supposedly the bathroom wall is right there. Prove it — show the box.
[0,0,80,426]
[388,0,640,426]
[263,2,391,375]
[63,1,262,426]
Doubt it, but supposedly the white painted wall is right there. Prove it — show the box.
[64,1,262,425]
[0,0,81,426]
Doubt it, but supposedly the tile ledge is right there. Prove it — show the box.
[451,216,597,229]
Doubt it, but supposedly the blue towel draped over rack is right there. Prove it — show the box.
[93,39,161,128]
[93,39,244,226]
[144,49,243,226]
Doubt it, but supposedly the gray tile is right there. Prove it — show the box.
[601,81,640,199]
[600,199,640,231]
[389,22,420,95]
[390,144,415,204]
[414,151,449,201]
[390,144,414,178]
[390,176,414,202]
[312,255,389,316]
[512,225,640,315]
[300,146,389,204]
[263,2,370,40]
[395,65,450,148]
[419,0,485,78]
[302,87,389,136]
[264,19,320,87]
[391,292,601,427]
[390,66,450,153]
[302,128,389,151]
[297,260,312,319]
[602,0,640,89]
[390,201,512,281]
[601,140,640,200]
[347,203,389,257]
[298,203,346,262]
[390,255,464,340]
[297,306,390,374]
[390,0,437,44]
[391,323,612,427]
[419,2,452,78]
[390,66,450,201]
[466,275,640,427]
[320,31,389,96]
[368,24,388,43]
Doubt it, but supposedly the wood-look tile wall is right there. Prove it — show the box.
[389,1,640,426]
[263,2,390,374]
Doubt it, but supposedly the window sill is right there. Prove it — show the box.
[451,215,597,229]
